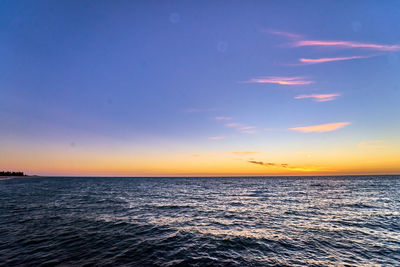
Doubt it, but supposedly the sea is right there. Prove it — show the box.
[0,176,399,266]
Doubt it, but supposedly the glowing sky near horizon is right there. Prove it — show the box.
[1,0,400,176]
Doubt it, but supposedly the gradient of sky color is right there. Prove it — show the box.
[1,0,400,176]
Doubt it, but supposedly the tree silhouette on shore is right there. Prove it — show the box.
[0,171,25,176]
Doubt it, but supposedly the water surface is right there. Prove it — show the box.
[1,176,399,266]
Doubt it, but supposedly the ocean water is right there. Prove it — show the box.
[0,176,399,266]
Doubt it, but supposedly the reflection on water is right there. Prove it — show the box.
[1,176,399,266]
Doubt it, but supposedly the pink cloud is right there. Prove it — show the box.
[299,55,369,64]
[294,40,400,51]
[358,140,384,149]
[243,76,313,85]
[225,123,257,134]
[208,136,225,140]
[294,93,341,102]
[214,116,232,121]
[266,30,303,39]
[231,151,261,156]
[290,122,350,133]
[185,108,219,113]
[267,30,400,51]
[225,123,241,128]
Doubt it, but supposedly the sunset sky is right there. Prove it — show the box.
[1,1,400,176]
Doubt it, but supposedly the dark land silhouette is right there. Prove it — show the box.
[0,171,25,176]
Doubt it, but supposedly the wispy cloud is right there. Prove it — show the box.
[266,30,303,39]
[290,122,350,133]
[180,151,261,157]
[248,160,322,172]
[225,123,241,128]
[293,40,400,51]
[213,117,257,134]
[208,136,225,140]
[242,76,313,85]
[231,151,260,156]
[248,160,282,167]
[358,140,384,149]
[225,123,257,134]
[214,116,232,121]
[185,108,219,113]
[294,93,341,102]
[299,55,370,64]
[266,31,400,66]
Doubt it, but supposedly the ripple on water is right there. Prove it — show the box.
[0,176,399,266]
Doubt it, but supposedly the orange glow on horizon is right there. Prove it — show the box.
[3,144,399,177]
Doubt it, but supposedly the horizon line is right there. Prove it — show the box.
[12,173,400,178]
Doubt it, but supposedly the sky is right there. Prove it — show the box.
[1,0,400,176]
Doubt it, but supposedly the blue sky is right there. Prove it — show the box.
[1,1,400,175]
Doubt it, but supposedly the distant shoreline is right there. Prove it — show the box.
[1,174,398,179]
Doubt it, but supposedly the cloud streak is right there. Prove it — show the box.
[208,136,225,140]
[214,116,232,121]
[248,160,321,172]
[293,40,400,51]
[358,140,384,149]
[185,108,219,113]
[299,55,370,64]
[225,123,257,134]
[180,151,261,157]
[231,151,261,156]
[294,93,340,102]
[248,160,283,167]
[266,30,303,39]
[243,76,313,85]
[290,122,350,133]
[213,116,257,134]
